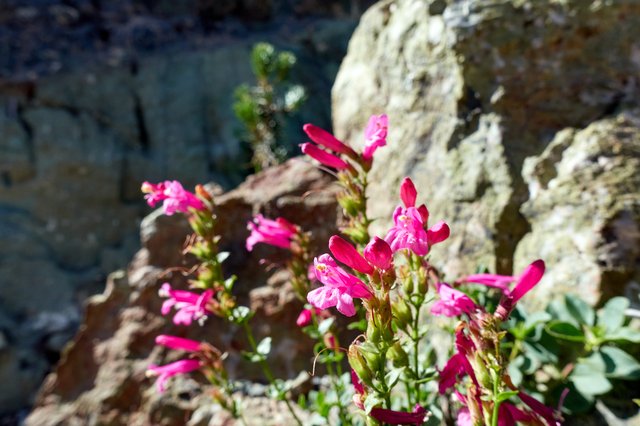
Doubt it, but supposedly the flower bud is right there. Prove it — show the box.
[392,299,412,329]
[349,345,374,385]
[303,123,353,155]
[472,352,492,389]
[400,177,417,208]
[357,342,383,373]
[364,237,393,270]
[329,235,374,274]
[386,342,409,368]
[402,275,414,294]
[300,143,349,169]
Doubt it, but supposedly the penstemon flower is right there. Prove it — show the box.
[246,214,298,251]
[431,283,477,317]
[159,283,214,326]
[362,114,388,161]
[307,253,372,316]
[142,180,205,215]
[155,335,202,352]
[146,359,202,393]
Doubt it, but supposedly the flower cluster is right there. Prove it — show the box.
[141,180,205,215]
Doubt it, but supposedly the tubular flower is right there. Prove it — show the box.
[146,359,201,393]
[329,235,374,274]
[384,206,430,255]
[155,335,201,352]
[142,180,205,215]
[363,237,393,270]
[362,114,388,160]
[307,254,372,317]
[246,214,298,251]
[400,177,417,208]
[300,142,349,170]
[159,283,214,326]
[303,123,354,155]
[431,283,477,317]
[494,260,546,320]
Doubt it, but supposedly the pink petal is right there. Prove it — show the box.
[400,177,417,208]
[301,143,349,169]
[329,235,374,274]
[303,123,352,154]
[510,260,545,303]
[427,221,450,246]
[336,292,356,317]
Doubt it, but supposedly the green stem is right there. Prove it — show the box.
[411,301,422,406]
[242,322,303,426]
[491,376,500,426]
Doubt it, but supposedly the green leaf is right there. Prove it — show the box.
[545,320,585,342]
[597,297,629,333]
[256,337,272,356]
[570,363,612,396]
[508,357,524,386]
[317,318,335,335]
[223,276,237,292]
[363,393,384,414]
[600,346,640,380]
[496,390,519,403]
[565,294,595,326]
[385,367,404,389]
[605,327,640,343]
[524,311,552,333]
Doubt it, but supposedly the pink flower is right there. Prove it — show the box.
[384,206,430,255]
[303,123,354,155]
[159,283,214,326]
[142,180,205,215]
[300,143,349,170]
[463,273,514,293]
[431,283,477,317]
[329,235,374,274]
[146,359,201,393]
[494,260,546,320]
[155,335,201,352]
[307,254,372,317]
[363,237,393,270]
[362,114,388,160]
[400,177,417,208]
[457,408,472,426]
[246,214,297,251]
[498,403,536,426]
[296,308,314,327]
[426,220,450,246]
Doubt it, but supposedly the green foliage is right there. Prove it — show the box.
[505,295,640,415]
[233,42,307,172]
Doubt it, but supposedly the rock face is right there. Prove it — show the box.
[25,159,341,426]
[332,0,640,303]
[0,0,371,415]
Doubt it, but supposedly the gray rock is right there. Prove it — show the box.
[332,0,640,294]
[515,110,640,307]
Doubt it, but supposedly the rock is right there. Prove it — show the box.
[332,0,640,300]
[25,159,340,425]
[0,3,362,414]
[514,110,640,307]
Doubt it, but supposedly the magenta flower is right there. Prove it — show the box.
[457,408,472,426]
[493,260,546,320]
[329,235,374,275]
[384,206,430,255]
[400,177,417,208]
[146,359,201,393]
[463,273,514,293]
[246,214,297,251]
[363,237,393,270]
[307,254,372,317]
[303,123,354,155]
[300,142,349,170]
[362,114,388,161]
[155,335,201,352]
[431,283,477,317]
[159,283,214,326]
[426,220,450,246]
[142,180,205,215]
[296,308,314,327]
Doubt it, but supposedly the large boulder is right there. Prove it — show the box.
[0,2,364,414]
[26,159,340,425]
[332,0,640,302]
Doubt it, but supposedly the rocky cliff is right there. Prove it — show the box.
[0,0,373,418]
[333,0,640,306]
